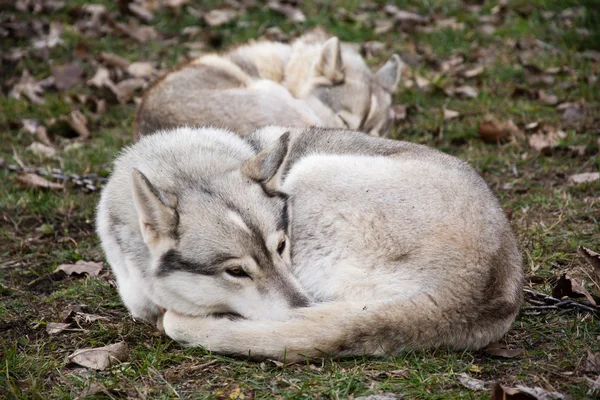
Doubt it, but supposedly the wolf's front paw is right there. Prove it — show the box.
[162,310,218,347]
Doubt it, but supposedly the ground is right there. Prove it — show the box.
[0,0,599,399]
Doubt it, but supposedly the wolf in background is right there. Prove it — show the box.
[134,32,402,138]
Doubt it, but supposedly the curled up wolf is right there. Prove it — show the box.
[97,126,523,361]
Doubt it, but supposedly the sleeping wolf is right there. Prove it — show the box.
[97,126,523,361]
[134,34,402,138]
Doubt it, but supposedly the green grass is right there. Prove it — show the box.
[1,0,599,398]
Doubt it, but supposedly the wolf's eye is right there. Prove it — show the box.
[277,239,286,255]
[226,267,249,278]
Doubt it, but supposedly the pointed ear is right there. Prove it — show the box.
[131,168,178,241]
[314,37,344,84]
[376,54,403,93]
[242,132,290,190]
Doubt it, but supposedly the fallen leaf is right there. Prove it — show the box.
[17,173,64,190]
[355,394,398,400]
[100,52,131,69]
[491,383,566,400]
[21,119,52,146]
[46,322,71,334]
[484,342,523,358]
[525,122,540,131]
[31,21,63,49]
[528,127,566,154]
[363,41,386,58]
[115,78,146,101]
[392,104,407,121]
[63,110,90,138]
[463,65,484,78]
[458,373,486,390]
[578,247,600,282]
[128,3,154,22]
[27,142,56,158]
[374,19,395,35]
[55,260,103,277]
[67,342,128,370]
[9,69,46,105]
[537,90,558,105]
[443,108,460,120]
[203,9,238,27]
[478,119,520,142]
[268,1,306,23]
[51,63,83,90]
[384,5,429,31]
[585,350,600,373]
[446,85,478,99]
[127,61,156,79]
[587,375,600,394]
[568,172,600,184]
[568,145,586,156]
[552,274,597,306]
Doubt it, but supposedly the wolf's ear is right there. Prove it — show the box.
[314,37,344,84]
[131,169,178,241]
[242,132,290,190]
[376,54,403,93]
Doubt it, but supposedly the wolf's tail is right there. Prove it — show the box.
[163,286,522,361]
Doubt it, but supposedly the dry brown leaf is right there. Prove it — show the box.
[27,142,56,158]
[578,246,600,282]
[127,61,156,78]
[87,67,125,103]
[64,110,90,138]
[552,274,597,306]
[443,108,460,120]
[451,85,478,99]
[537,90,558,105]
[9,69,46,105]
[458,373,486,390]
[384,5,429,31]
[268,1,306,23]
[491,384,566,400]
[528,128,566,154]
[415,75,431,90]
[67,342,128,370]
[128,3,154,22]
[568,172,600,184]
[463,65,484,78]
[484,342,523,358]
[391,105,407,121]
[478,119,520,143]
[100,52,130,69]
[568,145,586,156]
[21,119,52,146]
[524,121,540,131]
[31,21,63,49]
[374,19,395,35]
[115,78,146,102]
[363,41,386,58]
[17,173,64,190]
[56,260,103,277]
[585,350,600,373]
[46,322,71,334]
[203,9,238,27]
[51,63,83,91]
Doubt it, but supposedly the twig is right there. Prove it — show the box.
[523,289,599,315]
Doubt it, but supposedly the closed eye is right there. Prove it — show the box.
[338,114,350,128]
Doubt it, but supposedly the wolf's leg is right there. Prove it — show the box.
[163,292,519,361]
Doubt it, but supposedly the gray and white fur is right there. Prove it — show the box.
[98,125,523,361]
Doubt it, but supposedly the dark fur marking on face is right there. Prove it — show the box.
[157,249,223,277]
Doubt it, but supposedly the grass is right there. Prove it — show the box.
[1,0,599,398]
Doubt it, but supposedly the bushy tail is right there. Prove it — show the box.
[163,290,521,361]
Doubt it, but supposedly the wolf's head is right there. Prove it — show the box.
[285,36,403,137]
[112,129,310,321]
